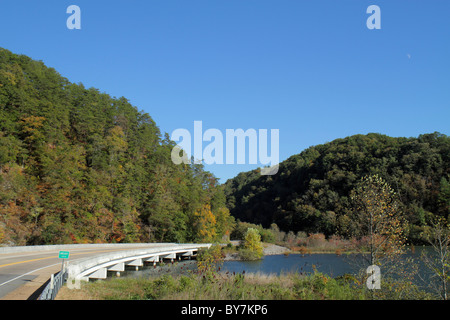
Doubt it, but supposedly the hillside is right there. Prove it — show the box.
[0,48,234,245]
[1,47,448,247]
[224,133,450,243]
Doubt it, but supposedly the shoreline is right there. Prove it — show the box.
[224,243,291,261]
[224,243,426,260]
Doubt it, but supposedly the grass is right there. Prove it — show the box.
[57,270,370,300]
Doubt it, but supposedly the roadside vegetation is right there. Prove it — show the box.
[57,244,434,300]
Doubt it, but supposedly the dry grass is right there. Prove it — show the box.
[56,269,370,301]
[56,283,96,300]
[242,272,293,287]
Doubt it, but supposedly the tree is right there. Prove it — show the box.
[349,175,408,277]
[421,218,450,300]
[194,204,217,243]
[214,207,235,242]
[438,177,450,218]
[242,228,264,260]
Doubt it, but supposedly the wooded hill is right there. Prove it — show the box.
[1,48,448,246]
[224,132,450,244]
[0,48,234,245]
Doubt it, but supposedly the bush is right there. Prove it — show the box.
[259,228,275,243]
[306,233,327,247]
[231,221,275,243]
[196,244,224,274]
[242,228,264,260]
[238,248,261,261]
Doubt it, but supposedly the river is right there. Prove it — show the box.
[221,247,438,291]
[223,253,357,277]
[123,246,438,293]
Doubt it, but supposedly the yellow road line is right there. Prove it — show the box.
[0,256,58,268]
[0,248,142,269]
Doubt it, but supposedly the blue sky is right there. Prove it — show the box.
[0,1,449,182]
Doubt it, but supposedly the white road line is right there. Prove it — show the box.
[0,263,60,287]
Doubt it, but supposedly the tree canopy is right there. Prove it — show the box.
[224,132,450,244]
[0,48,233,245]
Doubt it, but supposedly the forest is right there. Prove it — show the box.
[1,47,449,247]
[224,132,450,244]
[0,48,234,245]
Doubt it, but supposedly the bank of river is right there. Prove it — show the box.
[119,245,435,291]
[221,246,437,292]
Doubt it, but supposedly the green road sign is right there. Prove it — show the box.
[58,251,70,259]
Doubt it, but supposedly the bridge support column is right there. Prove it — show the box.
[108,262,125,272]
[182,251,193,260]
[87,267,107,280]
[145,256,159,268]
[162,253,176,263]
[126,258,143,270]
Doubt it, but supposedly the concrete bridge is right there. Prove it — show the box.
[66,243,211,282]
[0,243,211,299]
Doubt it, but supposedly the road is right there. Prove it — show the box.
[0,244,170,300]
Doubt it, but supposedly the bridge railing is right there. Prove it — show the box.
[39,268,68,300]
[38,243,211,300]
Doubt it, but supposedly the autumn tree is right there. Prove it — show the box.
[194,204,217,243]
[214,207,235,242]
[349,175,408,277]
[421,217,450,300]
[241,228,264,260]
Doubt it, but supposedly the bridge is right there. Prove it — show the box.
[0,243,211,300]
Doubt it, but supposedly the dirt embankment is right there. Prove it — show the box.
[262,243,291,255]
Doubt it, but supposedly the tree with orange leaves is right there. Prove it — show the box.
[194,204,217,243]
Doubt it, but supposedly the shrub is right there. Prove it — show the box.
[238,248,261,261]
[196,244,224,274]
[242,228,264,260]
[306,233,327,248]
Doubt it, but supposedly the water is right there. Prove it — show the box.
[221,247,437,288]
[222,254,358,278]
[121,247,438,293]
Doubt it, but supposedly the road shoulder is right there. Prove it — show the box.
[0,265,61,300]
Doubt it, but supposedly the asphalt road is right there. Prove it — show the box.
[0,245,167,299]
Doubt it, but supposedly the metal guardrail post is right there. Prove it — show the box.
[38,269,68,300]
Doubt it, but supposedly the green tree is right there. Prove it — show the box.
[438,177,450,218]
[242,228,264,260]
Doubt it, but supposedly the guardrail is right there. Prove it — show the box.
[39,268,68,300]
